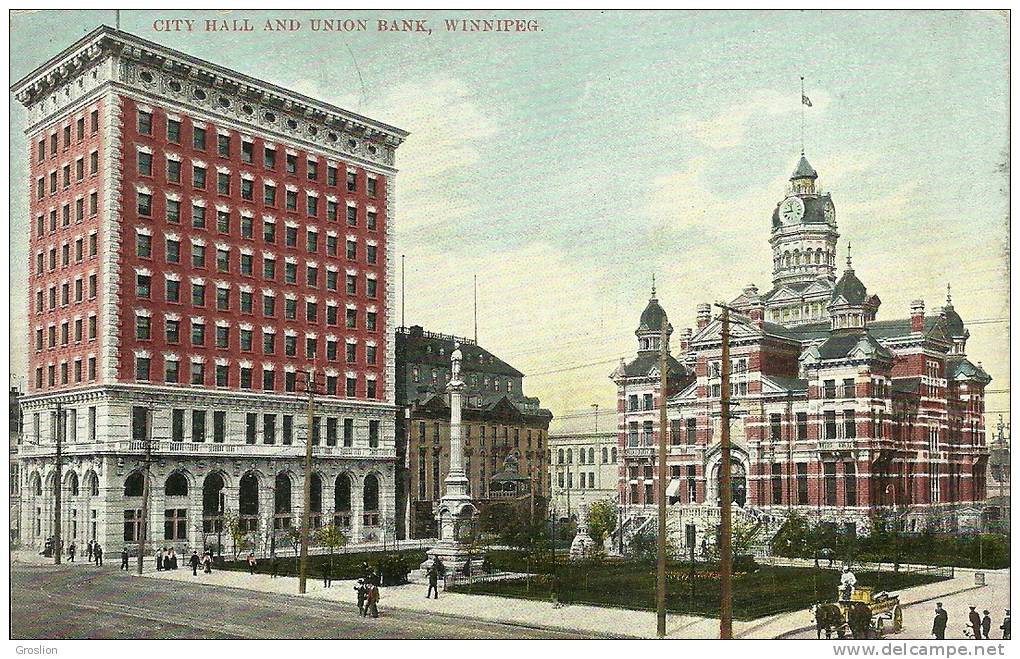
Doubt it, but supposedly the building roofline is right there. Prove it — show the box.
[12,25,409,141]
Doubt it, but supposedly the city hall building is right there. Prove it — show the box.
[13,26,407,553]
[614,155,991,550]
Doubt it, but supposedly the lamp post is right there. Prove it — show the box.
[298,369,317,594]
[592,403,599,432]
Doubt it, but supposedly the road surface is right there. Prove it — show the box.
[11,561,583,639]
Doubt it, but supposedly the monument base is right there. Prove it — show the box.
[422,541,480,576]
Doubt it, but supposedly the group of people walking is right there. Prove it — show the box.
[154,547,180,571]
[932,602,1010,640]
[354,562,382,617]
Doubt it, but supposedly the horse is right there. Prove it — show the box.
[846,601,874,639]
[813,603,848,639]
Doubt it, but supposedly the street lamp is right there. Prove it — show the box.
[591,403,599,432]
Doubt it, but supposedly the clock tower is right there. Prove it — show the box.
[763,154,841,326]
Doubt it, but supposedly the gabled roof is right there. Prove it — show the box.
[811,330,894,362]
[761,375,809,394]
[946,355,992,385]
[868,315,951,343]
[613,353,686,379]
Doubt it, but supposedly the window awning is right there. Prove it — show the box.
[665,478,681,498]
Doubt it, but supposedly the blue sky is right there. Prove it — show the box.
[8,10,1009,431]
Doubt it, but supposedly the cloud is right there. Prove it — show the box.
[666,87,833,149]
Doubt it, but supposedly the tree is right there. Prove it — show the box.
[224,512,250,561]
[285,526,302,557]
[586,499,618,548]
[316,523,348,574]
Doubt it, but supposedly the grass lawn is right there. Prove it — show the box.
[448,560,946,620]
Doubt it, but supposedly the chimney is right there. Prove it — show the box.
[696,303,712,331]
[910,299,925,333]
[679,328,692,353]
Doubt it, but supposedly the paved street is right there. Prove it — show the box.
[783,569,1010,640]
[10,561,582,639]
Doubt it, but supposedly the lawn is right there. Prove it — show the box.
[448,558,946,620]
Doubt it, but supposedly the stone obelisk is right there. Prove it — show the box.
[425,342,478,573]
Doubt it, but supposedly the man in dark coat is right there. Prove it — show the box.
[68,541,76,562]
[932,602,948,639]
[94,543,103,567]
[982,610,993,639]
[1001,610,1010,639]
[322,561,332,588]
[86,539,94,563]
[156,547,164,571]
[270,555,279,578]
[426,564,440,599]
[120,547,129,570]
[190,551,200,576]
[969,606,983,639]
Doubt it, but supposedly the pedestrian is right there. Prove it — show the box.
[169,547,178,570]
[120,546,129,570]
[270,555,279,579]
[932,602,948,640]
[156,547,164,571]
[190,550,200,576]
[203,551,212,574]
[355,579,367,615]
[92,543,102,567]
[982,610,992,640]
[247,552,257,575]
[86,539,94,563]
[322,561,332,588]
[969,606,982,639]
[426,563,439,599]
[1000,610,1010,640]
[68,541,76,562]
[366,581,380,618]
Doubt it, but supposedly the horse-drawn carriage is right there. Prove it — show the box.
[813,586,903,639]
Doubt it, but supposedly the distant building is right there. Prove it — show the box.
[396,325,551,539]
[984,416,1009,532]
[614,154,992,554]
[10,386,23,542]
[548,430,618,522]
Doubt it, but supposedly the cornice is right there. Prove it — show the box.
[13,26,407,170]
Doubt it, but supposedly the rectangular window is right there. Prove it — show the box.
[346,170,356,192]
[241,140,253,163]
[770,413,782,441]
[193,126,207,150]
[264,147,276,169]
[192,165,206,189]
[137,110,152,135]
[217,172,230,195]
[167,118,181,143]
[283,415,293,445]
[191,410,206,443]
[137,192,152,217]
[771,463,783,505]
[190,362,205,385]
[844,410,856,439]
[138,151,152,176]
[796,412,808,441]
[824,462,837,506]
[844,463,857,506]
[246,413,257,444]
[217,133,230,157]
[263,415,277,445]
[824,410,837,440]
[165,359,179,383]
[796,463,809,505]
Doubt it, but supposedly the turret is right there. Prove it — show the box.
[636,278,672,354]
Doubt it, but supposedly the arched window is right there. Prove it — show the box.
[203,472,225,533]
[557,449,564,464]
[274,473,292,529]
[335,474,352,512]
[124,472,144,497]
[239,472,259,530]
[161,472,185,496]
[814,251,822,264]
[611,447,618,463]
[30,472,41,496]
[363,474,380,527]
[579,449,585,465]
[566,449,573,464]
[588,448,595,464]
[602,447,609,463]
[66,472,79,497]
[309,473,323,528]
[84,471,99,497]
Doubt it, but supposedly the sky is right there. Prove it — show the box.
[8,10,1010,434]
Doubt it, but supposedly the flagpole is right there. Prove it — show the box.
[800,76,805,155]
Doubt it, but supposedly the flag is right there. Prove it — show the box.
[802,94,813,107]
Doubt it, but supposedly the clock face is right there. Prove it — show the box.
[779,196,805,224]
[823,200,836,224]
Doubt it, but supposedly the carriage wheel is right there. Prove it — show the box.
[893,606,903,633]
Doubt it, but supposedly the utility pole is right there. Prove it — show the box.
[137,408,153,575]
[53,404,63,565]
[299,369,316,594]
[715,303,734,639]
[656,324,669,637]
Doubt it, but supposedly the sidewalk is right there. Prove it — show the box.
[140,562,991,639]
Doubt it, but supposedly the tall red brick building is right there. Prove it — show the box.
[14,26,407,552]
[614,155,991,549]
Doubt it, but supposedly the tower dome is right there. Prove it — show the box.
[635,277,672,354]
